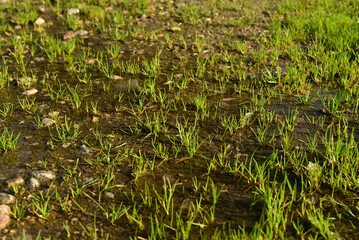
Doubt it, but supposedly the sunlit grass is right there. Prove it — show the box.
[1,0,359,238]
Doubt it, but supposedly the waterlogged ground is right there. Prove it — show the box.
[1,0,359,239]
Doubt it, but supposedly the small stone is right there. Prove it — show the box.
[164,81,173,85]
[85,58,96,64]
[105,192,115,199]
[205,18,212,23]
[84,177,94,184]
[62,31,75,40]
[27,178,40,189]
[41,118,55,127]
[22,88,38,96]
[78,144,91,154]
[67,8,80,15]
[25,216,36,225]
[170,26,181,32]
[0,214,10,230]
[31,170,56,181]
[34,57,45,62]
[112,75,124,80]
[92,116,99,123]
[38,6,46,13]
[14,25,21,30]
[0,205,11,216]
[5,177,24,188]
[174,73,183,78]
[0,193,15,205]
[62,142,71,148]
[48,111,59,118]
[75,30,88,37]
[34,17,45,26]
[138,14,147,20]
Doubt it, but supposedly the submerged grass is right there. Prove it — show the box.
[0,0,359,239]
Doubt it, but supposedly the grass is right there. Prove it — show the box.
[0,0,359,238]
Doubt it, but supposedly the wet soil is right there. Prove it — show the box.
[1,0,359,239]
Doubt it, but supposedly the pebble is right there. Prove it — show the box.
[67,8,80,15]
[42,118,55,127]
[85,58,96,64]
[0,214,10,230]
[38,5,46,13]
[14,25,21,30]
[105,192,115,199]
[0,205,11,216]
[92,116,99,123]
[138,14,147,20]
[27,177,40,189]
[5,177,24,188]
[48,111,59,118]
[84,177,94,184]
[31,170,56,181]
[174,73,183,78]
[34,17,45,26]
[74,30,88,37]
[62,142,71,148]
[0,193,15,205]
[164,81,173,85]
[62,31,75,40]
[170,26,182,32]
[34,57,45,62]
[22,88,38,96]
[112,75,124,80]
[78,144,91,154]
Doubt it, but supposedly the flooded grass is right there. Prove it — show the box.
[1,0,359,238]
